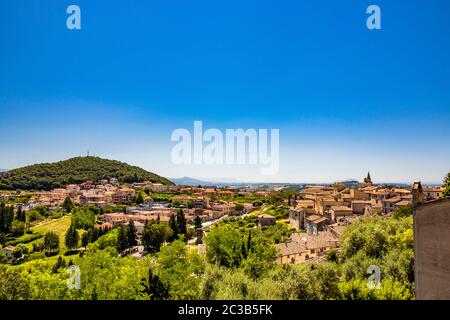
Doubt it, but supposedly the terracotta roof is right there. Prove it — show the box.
[393,188,411,194]
[258,214,276,219]
[276,241,307,256]
[330,206,352,212]
[423,187,443,192]
[295,232,339,250]
[306,215,328,224]
[384,196,402,203]
[395,200,412,207]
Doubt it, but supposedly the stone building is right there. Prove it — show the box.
[414,197,450,299]
[257,214,276,229]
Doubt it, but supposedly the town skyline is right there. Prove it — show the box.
[0,154,446,185]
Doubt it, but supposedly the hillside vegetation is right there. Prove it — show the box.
[0,157,173,190]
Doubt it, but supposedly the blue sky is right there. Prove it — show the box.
[1,0,449,183]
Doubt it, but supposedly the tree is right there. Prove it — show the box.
[0,232,6,245]
[0,202,14,234]
[81,230,91,248]
[168,214,177,242]
[117,224,129,254]
[65,224,79,252]
[133,191,145,205]
[71,207,96,230]
[205,225,243,268]
[15,206,26,222]
[141,269,169,300]
[194,215,202,230]
[52,256,67,273]
[393,205,413,219]
[326,249,338,262]
[0,265,31,300]
[12,244,29,259]
[11,220,25,237]
[338,278,413,300]
[340,217,390,259]
[444,172,450,198]
[142,222,173,252]
[43,231,60,253]
[157,239,204,299]
[62,196,75,213]
[234,203,244,213]
[176,209,187,239]
[127,220,138,248]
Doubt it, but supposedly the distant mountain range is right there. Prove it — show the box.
[0,169,7,172]
[169,177,441,189]
[335,179,360,188]
[170,176,241,186]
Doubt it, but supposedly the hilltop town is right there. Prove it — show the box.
[0,169,444,265]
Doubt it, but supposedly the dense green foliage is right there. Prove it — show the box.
[71,207,97,230]
[0,157,173,190]
[0,202,14,234]
[0,204,416,300]
[205,223,288,279]
[338,214,415,297]
[157,239,204,299]
[142,221,173,252]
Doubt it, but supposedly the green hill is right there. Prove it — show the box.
[0,157,174,190]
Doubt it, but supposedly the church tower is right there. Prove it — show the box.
[362,172,373,187]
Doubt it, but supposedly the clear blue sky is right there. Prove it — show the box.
[1,0,449,183]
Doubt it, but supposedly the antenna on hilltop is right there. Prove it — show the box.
[87,150,90,157]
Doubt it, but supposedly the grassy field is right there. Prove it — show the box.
[31,215,72,250]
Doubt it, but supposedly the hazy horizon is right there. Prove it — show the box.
[0,155,445,185]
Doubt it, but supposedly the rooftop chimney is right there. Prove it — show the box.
[412,181,424,206]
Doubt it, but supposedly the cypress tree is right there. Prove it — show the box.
[62,196,75,213]
[81,231,90,248]
[117,224,129,254]
[176,209,187,239]
[64,224,79,252]
[52,256,66,273]
[0,202,14,234]
[16,206,25,222]
[92,227,99,242]
[168,214,177,242]
[247,230,252,253]
[44,231,60,253]
[142,269,169,300]
[194,215,202,229]
[128,220,138,248]
[134,191,144,205]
